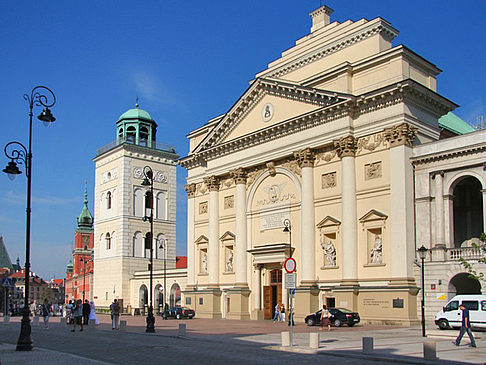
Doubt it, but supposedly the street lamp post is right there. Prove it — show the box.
[2,86,56,351]
[80,258,91,303]
[158,238,168,318]
[417,245,428,338]
[142,166,155,333]
[283,219,293,346]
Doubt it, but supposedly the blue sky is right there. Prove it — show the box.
[1,0,485,280]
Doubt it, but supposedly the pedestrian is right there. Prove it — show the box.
[71,299,84,332]
[281,304,286,322]
[273,303,281,322]
[110,299,121,330]
[65,300,73,324]
[319,304,332,331]
[454,304,477,347]
[82,299,90,325]
[88,301,100,325]
[41,298,50,329]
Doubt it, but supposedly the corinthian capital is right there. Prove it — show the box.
[384,123,417,147]
[203,175,220,191]
[230,167,247,185]
[293,148,315,168]
[334,136,357,158]
[184,183,196,198]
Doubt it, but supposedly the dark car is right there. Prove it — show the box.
[162,307,195,320]
[305,308,360,327]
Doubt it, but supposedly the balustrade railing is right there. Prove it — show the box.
[448,245,485,261]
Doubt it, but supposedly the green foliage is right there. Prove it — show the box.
[459,232,486,282]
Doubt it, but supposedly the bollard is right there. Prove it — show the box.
[309,332,320,349]
[178,323,186,336]
[60,317,66,326]
[119,320,127,331]
[3,316,9,323]
[362,337,374,354]
[281,331,290,347]
[423,341,437,361]
[33,316,39,326]
[88,319,96,329]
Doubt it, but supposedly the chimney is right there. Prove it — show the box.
[310,5,334,33]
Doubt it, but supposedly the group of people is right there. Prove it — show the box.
[64,299,99,332]
[272,303,286,322]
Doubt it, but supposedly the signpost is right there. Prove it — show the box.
[2,278,13,317]
[283,258,296,346]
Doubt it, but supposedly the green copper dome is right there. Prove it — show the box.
[66,259,73,272]
[77,182,93,229]
[117,103,154,122]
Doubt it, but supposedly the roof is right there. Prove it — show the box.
[0,236,13,271]
[77,182,93,229]
[176,256,187,269]
[51,279,64,287]
[439,112,475,135]
[117,103,154,122]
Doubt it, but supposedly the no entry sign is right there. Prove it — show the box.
[284,258,296,273]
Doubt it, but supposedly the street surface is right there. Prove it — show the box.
[0,315,484,364]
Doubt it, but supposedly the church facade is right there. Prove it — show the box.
[180,5,461,324]
[92,104,185,312]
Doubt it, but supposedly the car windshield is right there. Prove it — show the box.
[336,308,353,313]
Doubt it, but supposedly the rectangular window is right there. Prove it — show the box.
[186,297,191,305]
[199,298,203,305]
[445,301,459,311]
[481,301,486,311]
[462,301,479,311]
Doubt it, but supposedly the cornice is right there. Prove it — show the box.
[411,144,486,165]
[259,19,399,80]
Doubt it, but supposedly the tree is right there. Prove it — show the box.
[459,232,486,282]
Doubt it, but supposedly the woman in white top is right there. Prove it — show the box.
[320,304,332,331]
[88,301,100,325]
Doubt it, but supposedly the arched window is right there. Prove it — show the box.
[133,231,143,257]
[118,128,124,140]
[156,234,166,260]
[133,188,144,217]
[127,126,136,143]
[106,233,111,250]
[106,191,112,210]
[156,191,167,220]
[140,126,149,146]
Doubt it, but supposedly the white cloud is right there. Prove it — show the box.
[132,70,183,108]
[1,190,80,206]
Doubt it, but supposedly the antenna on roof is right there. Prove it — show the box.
[136,96,139,108]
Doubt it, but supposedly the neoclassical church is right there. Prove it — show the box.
[92,104,186,313]
[180,5,483,324]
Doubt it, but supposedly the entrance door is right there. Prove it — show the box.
[264,286,272,319]
[326,297,335,308]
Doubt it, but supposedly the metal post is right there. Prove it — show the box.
[164,239,167,315]
[421,255,426,337]
[143,166,155,333]
[283,219,293,347]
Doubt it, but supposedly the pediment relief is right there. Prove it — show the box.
[220,231,236,241]
[359,209,388,223]
[195,235,209,245]
[194,78,352,153]
[316,216,341,229]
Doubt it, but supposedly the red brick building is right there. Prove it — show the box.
[65,184,94,302]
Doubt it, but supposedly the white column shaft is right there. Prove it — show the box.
[300,165,315,283]
[341,156,357,280]
[209,189,219,285]
[281,267,288,307]
[187,197,195,286]
[235,183,247,285]
[435,173,444,245]
[254,266,261,310]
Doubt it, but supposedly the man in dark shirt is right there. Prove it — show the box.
[82,299,91,325]
[454,304,477,347]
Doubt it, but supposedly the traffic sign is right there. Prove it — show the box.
[283,258,296,273]
[1,278,12,288]
[289,289,295,297]
[285,272,296,289]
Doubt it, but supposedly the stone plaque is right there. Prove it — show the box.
[322,172,336,189]
[199,201,208,215]
[224,195,234,209]
[393,298,404,308]
[365,161,382,180]
[259,210,290,231]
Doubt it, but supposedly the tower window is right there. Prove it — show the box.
[106,233,111,250]
[107,191,112,209]
[127,126,136,144]
[140,126,149,147]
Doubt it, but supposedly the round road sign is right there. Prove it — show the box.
[284,258,296,273]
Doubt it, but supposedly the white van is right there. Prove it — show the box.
[435,295,486,330]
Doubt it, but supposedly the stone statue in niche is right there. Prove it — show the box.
[202,252,208,273]
[321,239,336,267]
[370,234,382,264]
[226,250,233,272]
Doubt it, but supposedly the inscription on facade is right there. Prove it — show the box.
[362,298,390,309]
[199,202,208,215]
[259,210,290,231]
[365,162,382,180]
[321,172,336,189]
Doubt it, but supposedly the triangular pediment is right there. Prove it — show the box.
[220,231,235,241]
[194,78,352,153]
[316,216,341,229]
[359,209,388,223]
[195,235,209,245]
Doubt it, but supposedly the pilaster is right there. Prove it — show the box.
[432,171,444,246]
[204,176,220,287]
[185,183,196,287]
[230,168,248,287]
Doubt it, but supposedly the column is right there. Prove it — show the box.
[482,189,486,235]
[254,265,262,310]
[385,123,416,278]
[434,171,444,246]
[281,266,288,307]
[205,176,220,286]
[294,148,316,284]
[335,136,358,281]
[184,183,196,287]
[230,168,248,287]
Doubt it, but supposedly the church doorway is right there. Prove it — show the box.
[264,269,282,319]
[170,283,181,307]
[452,176,483,247]
[139,285,148,314]
[449,273,482,297]
[154,284,163,313]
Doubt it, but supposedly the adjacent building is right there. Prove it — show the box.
[180,5,477,324]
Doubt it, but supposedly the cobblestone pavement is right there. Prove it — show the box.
[0,316,484,364]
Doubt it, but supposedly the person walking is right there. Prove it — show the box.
[454,304,477,347]
[71,299,84,332]
[110,299,121,330]
[319,304,332,331]
[281,304,286,322]
[82,299,90,325]
[273,303,281,322]
[65,300,73,325]
[41,299,50,329]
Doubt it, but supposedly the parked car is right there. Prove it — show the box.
[305,308,360,327]
[435,295,486,330]
[162,307,195,320]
